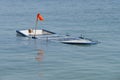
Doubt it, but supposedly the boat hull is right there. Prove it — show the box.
[61,39,97,45]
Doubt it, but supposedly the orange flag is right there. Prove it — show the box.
[37,13,44,21]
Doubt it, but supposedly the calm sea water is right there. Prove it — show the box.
[0,0,120,80]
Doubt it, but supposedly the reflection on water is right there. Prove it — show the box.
[36,49,44,62]
[35,49,45,78]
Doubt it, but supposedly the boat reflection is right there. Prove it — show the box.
[36,49,44,62]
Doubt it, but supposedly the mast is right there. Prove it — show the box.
[33,13,44,39]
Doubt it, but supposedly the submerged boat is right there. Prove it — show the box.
[16,29,98,45]
[16,13,98,45]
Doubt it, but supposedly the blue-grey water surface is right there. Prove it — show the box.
[0,0,120,80]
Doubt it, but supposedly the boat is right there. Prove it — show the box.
[16,13,98,45]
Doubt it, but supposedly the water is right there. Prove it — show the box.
[0,0,120,80]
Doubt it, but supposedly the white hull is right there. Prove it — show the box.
[61,39,96,44]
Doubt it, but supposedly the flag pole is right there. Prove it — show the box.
[32,13,44,39]
[35,19,38,36]
[32,19,38,39]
